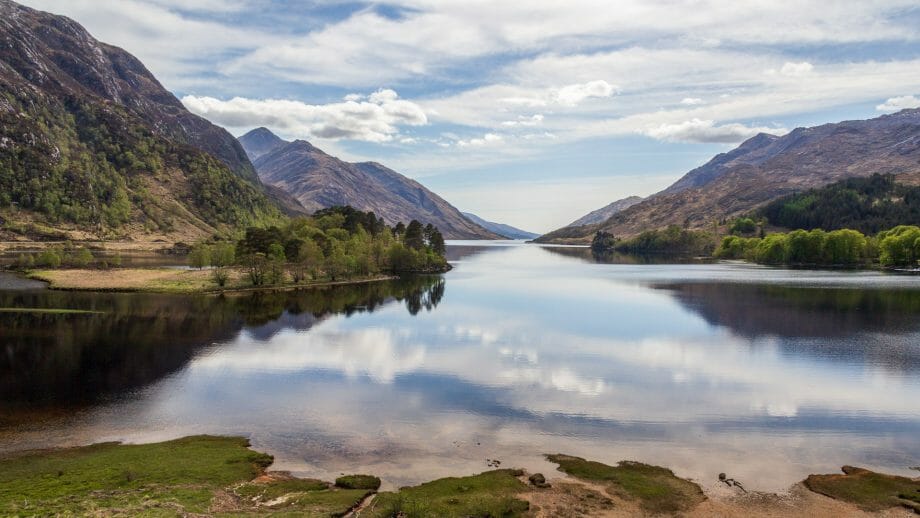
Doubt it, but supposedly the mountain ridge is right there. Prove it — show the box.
[460,212,539,239]
[565,196,644,228]
[239,129,501,239]
[537,108,920,243]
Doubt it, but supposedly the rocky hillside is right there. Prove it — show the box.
[537,109,920,243]
[240,129,500,239]
[0,0,288,241]
[461,212,539,239]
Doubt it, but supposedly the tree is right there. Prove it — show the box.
[299,239,324,280]
[591,231,617,251]
[266,243,286,284]
[69,247,94,268]
[245,253,267,286]
[210,242,235,287]
[729,217,757,235]
[823,229,867,265]
[324,242,349,281]
[754,233,788,264]
[404,220,424,250]
[879,225,920,266]
[429,229,446,256]
[188,243,211,269]
[36,248,62,268]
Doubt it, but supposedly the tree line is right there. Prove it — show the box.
[187,206,449,287]
[715,225,920,267]
[592,225,715,256]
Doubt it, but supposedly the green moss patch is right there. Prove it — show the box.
[804,466,920,512]
[546,454,705,514]
[368,469,529,517]
[335,474,381,490]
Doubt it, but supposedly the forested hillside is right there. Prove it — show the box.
[759,174,920,234]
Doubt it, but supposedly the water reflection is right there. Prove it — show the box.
[0,245,918,492]
[0,276,444,407]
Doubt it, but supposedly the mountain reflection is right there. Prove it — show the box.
[657,282,920,373]
[0,276,445,406]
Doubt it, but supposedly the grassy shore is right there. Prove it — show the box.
[2,436,916,517]
[26,267,397,294]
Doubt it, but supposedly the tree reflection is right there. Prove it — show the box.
[0,276,447,407]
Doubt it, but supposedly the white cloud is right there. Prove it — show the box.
[554,80,617,106]
[767,61,815,77]
[456,133,504,147]
[680,97,704,105]
[181,89,427,142]
[642,118,785,144]
[501,114,544,127]
[876,95,920,112]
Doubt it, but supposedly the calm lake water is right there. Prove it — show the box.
[2,241,919,492]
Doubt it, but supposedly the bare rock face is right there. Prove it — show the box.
[538,108,920,243]
[240,129,501,239]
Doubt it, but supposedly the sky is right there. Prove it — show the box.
[18,0,920,232]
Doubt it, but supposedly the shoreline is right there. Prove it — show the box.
[0,435,915,516]
[20,267,405,295]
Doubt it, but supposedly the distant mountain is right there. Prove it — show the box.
[461,213,539,239]
[240,129,500,239]
[537,109,920,243]
[238,127,287,161]
[0,0,288,241]
[565,196,644,228]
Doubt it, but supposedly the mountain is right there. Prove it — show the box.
[461,213,539,239]
[537,109,920,243]
[565,196,644,228]
[238,127,287,161]
[0,0,289,241]
[239,129,501,239]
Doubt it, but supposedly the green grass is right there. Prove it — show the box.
[0,307,104,314]
[0,435,273,516]
[804,466,920,512]
[367,469,529,518]
[0,435,379,517]
[334,474,381,490]
[546,454,705,514]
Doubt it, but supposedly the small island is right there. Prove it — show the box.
[11,206,450,294]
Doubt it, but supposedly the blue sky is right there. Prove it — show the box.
[20,0,920,232]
